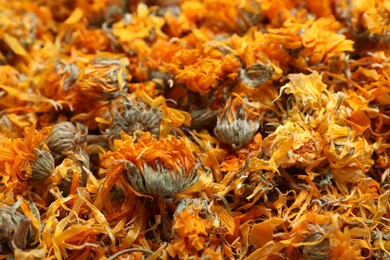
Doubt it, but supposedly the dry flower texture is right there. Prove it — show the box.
[0,0,389,259]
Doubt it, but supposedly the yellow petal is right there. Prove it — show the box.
[64,7,84,25]
[250,217,284,249]
[211,205,235,235]
[3,33,28,56]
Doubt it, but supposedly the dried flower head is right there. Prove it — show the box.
[262,120,323,168]
[280,72,329,116]
[214,95,261,149]
[0,203,36,253]
[323,123,374,183]
[346,0,390,42]
[79,58,127,101]
[124,160,201,200]
[30,149,55,180]
[167,198,210,259]
[103,132,207,199]
[302,232,332,260]
[240,63,275,87]
[0,8,37,58]
[109,96,162,139]
[56,149,90,196]
[37,59,79,106]
[190,107,218,130]
[45,122,87,162]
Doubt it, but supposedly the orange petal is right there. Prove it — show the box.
[250,217,284,249]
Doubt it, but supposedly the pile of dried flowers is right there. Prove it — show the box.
[0,0,389,259]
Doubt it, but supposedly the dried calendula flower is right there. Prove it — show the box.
[103,132,208,199]
[108,96,162,139]
[240,62,275,87]
[42,59,80,100]
[323,122,374,183]
[262,119,323,168]
[123,160,200,200]
[30,149,55,180]
[0,203,36,253]
[279,72,329,116]
[345,0,390,42]
[214,95,261,149]
[53,149,90,196]
[45,122,87,162]
[79,58,127,101]
[111,3,166,57]
[0,7,37,58]
[167,198,210,259]
[302,232,332,260]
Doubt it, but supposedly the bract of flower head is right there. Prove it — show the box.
[44,121,87,162]
[78,58,127,101]
[214,95,261,149]
[108,95,163,140]
[102,132,209,199]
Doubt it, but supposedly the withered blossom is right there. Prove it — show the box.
[302,232,332,260]
[79,58,127,101]
[108,96,162,139]
[50,148,90,196]
[0,0,389,259]
[123,160,200,200]
[240,63,275,87]
[0,203,36,253]
[30,149,55,180]
[45,122,87,162]
[214,95,261,149]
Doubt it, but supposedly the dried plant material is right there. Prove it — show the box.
[148,39,241,94]
[263,120,323,168]
[166,199,209,259]
[0,203,36,253]
[240,63,275,87]
[78,58,127,101]
[108,96,162,139]
[103,132,210,200]
[250,217,284,249]
[347,0,390,42]
[214,95,261,149]
[30,149,55,180]
[112,3,166,57]
[0,0,389,259]
[124,161,200,200]
[323,123,374,182]
[302,232,332,260]
[45,122,87,161]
